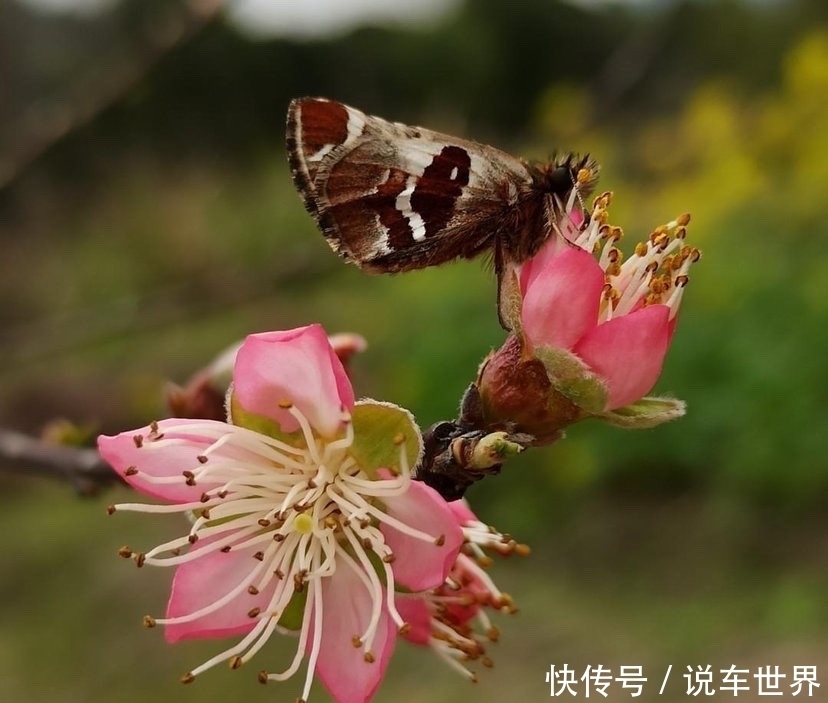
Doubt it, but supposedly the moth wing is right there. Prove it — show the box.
[286,97,535,272]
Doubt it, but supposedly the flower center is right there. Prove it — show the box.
[294,513,315,534]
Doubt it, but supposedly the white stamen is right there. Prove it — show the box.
[341,529,384,649]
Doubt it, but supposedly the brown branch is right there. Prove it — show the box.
[415,384,533,500]
[0,428,119,496]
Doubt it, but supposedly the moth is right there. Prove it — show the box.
[286,97,599,274]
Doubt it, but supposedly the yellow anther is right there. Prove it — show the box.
[576,167,593,185]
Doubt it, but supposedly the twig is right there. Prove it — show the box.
[0,427,119,496]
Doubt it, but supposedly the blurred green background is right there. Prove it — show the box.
[1,0,827,701]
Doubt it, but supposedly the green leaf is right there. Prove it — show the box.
[597,396,687,429]
[349,400,422,479]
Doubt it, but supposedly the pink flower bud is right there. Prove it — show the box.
[482,194,698,441]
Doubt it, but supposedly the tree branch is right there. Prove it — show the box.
[0,428,119,496]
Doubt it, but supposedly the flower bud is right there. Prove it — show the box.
[481,193,698,440]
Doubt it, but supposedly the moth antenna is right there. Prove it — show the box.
[548,193,570,241]
[571,168,587,215]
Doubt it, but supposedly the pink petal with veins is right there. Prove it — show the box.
[520,244,604,351]
[97,419,226,503]
[446,498,477,526]
[314,563,396,703]
[380,481,463,591]
[395,596,433,646]
[233,325,355,437]
[573,304,671,409]
[163,538,279,643]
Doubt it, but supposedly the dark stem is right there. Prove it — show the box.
[0,428,119,496]
[414,383,533,500]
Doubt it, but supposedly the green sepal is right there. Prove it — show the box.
[227,387,304,446]
[497,264,523,335]
[533,346,608,414]
[349,400,422,480]
[596,396,686,429]
[279,587,308,632]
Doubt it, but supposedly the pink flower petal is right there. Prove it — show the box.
[314,564,396,703]
[573,304,672,410]
[441,555,487,625]
[97,419,227,503]
[395,595,433,646]
[233,325,355,438]
[518,231,566,294]
[380,481,463,591]
[520,244,605,351]
[164,539,277,643]
[447,498,477,526]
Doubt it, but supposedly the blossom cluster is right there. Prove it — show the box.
[100,326,520,702]
[99,188,698,702]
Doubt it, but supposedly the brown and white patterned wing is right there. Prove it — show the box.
[286,97,537,272]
